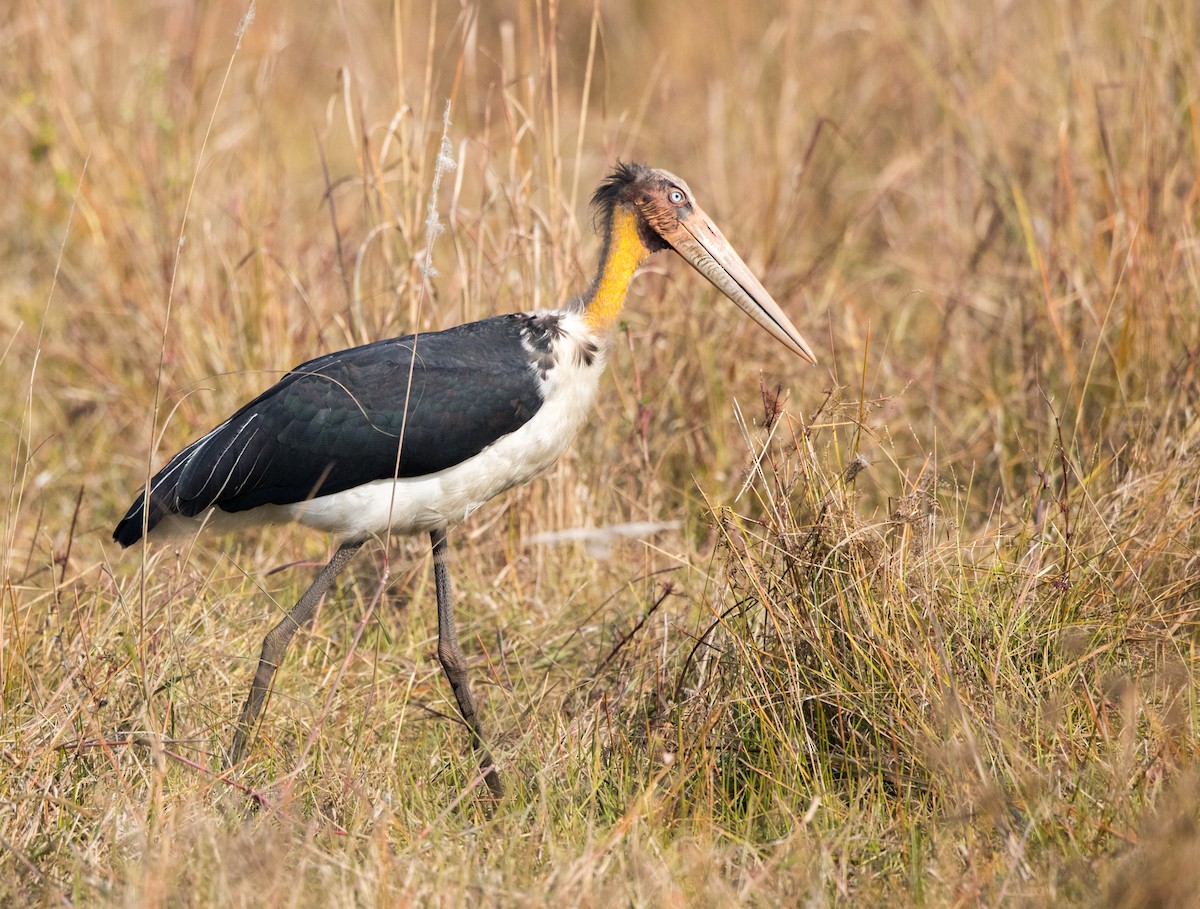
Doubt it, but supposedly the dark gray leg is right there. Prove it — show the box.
[431,529,503,797]
[226,540,364,768]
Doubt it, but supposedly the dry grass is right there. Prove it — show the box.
[3,0,1200,904]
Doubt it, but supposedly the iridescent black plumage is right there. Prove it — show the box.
[113,314,561,546]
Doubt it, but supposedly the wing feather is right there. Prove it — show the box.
[113,315,552,544]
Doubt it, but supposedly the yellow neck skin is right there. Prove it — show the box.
[582,207,649,335]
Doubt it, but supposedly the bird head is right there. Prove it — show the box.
[592,162,816,363]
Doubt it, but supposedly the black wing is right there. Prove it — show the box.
[114,314,555,546]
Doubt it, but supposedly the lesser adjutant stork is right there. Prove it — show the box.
[114,162,816,796]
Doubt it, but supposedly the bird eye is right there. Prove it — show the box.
[668,189,685,205]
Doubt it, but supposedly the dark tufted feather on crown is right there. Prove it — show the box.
[590,161,654,214]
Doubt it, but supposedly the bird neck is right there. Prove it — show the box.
[582,207,649,335]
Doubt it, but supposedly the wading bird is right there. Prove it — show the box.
[113,162,816,797]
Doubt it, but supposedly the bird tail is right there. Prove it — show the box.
[113,488,167,547]
[112,440,203,547]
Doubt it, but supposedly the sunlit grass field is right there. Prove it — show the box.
[4,0,1199,904]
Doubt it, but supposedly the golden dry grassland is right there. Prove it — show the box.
[3,0,1199,905]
